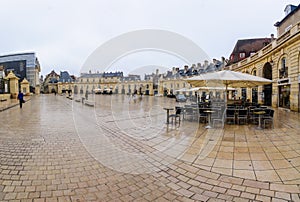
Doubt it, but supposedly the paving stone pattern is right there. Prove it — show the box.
[0,95,299,201]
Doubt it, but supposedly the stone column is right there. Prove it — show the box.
[5,71,19,99]
[21,78,30,96]
[58,82,62,94]
[258,86,263,104]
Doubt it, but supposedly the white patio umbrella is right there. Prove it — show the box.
[175,87,201,103]
[175,87,200,92]
[186,70,273,88]
[186,70,273,103]
[175,88,191,92]
[198,86,236,91]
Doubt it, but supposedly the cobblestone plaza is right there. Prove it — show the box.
[0,95,300,201]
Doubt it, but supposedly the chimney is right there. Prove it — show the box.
[184,65,188,71]
[221,57,225,68]
[204,60,209,67]
[271,34,275,41]
[172,67,176,75]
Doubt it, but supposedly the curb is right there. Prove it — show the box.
[0,98,31,112]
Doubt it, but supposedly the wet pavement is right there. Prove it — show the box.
[0,94,300,201]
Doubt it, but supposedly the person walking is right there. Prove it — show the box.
[17,91,24,108]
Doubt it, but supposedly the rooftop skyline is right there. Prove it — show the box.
[0,0,299,77]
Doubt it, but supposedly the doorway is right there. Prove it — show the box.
[263,62,272,106]
[252,88,258,104]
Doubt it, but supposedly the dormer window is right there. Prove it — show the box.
[239,52,245,59]
[230,54,234,61]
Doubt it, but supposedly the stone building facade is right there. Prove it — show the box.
[75,72,154,96]
[226,4,300,112]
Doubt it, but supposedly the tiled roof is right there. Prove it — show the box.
[228,38,272,65]
[79,71,123,78]
[58,71,74,82]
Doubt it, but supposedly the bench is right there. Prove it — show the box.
[84,100,95,107]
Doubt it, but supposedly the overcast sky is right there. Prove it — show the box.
[0,0,299,77]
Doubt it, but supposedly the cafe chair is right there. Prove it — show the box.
[263,109,274,129]
[184,106,195,121]
[213,109,226,128]
[248,107,259,124]
[169,107,182,124]
[237,109,248,124]
[262,108,271,118]
[226,108,235,124]
[199,108,208,123]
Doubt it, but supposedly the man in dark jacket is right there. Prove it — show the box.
[17,91,24,108]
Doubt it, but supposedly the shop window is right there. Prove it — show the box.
[279,85,290,109]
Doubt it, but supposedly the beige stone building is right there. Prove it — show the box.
[226,4,300,112]
[43,70,60,94]
[75,72,123,95]
[43,70,75,94]
[75,72,154,96]
[158,78,191,96]
[115,80,153,95]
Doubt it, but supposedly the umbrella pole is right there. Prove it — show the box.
[225,84,228,107]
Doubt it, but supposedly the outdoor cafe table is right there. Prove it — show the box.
[253,110,266,130]
[163,107,174,124]
[204,110,215,129]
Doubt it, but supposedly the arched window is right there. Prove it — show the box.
[279,57,288,79]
